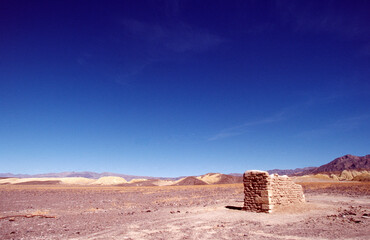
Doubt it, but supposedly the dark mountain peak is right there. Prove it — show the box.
[266,154,370,176]
[312,154,370,173]
[343,154,354,157]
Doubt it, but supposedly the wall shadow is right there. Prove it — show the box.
[225,206,243,211]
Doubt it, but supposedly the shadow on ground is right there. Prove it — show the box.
[225,206,243,210]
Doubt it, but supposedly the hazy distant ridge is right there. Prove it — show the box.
[0,171,177,181]
[267,167,316,176]
[1,154,369,179]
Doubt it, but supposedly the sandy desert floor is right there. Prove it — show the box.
[0,181,369,240]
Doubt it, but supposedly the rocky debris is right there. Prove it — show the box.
[326,206,368,224]
[0,182,369,239]
[243,170,305,213]
[8,215,55,220]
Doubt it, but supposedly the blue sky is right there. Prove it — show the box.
[1,1,369,177]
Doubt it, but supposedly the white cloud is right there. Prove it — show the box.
[297,115,370,139]
[208,112,285,141]
[122,19,223,53]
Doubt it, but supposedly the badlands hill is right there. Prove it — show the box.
[0,173,243,186]
[174,176,207,185]
[173,173,243,186]
[1,154,369,185]
[197,173,242,184]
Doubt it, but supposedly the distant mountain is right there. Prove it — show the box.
[312,154,370,174]
[1,154,368,181]
[228,173,243,177]
[267,167,316,176]
[0,173,32,178]
[0,171,177,181]
[267,154,370,176]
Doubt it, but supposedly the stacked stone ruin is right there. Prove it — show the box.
[243,170,305,213]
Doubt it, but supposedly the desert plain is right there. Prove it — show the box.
[0,178,369,240]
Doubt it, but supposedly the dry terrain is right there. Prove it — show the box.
[0,181,369,239]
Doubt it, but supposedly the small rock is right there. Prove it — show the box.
[349,218,361,223]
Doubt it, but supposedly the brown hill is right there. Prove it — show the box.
[312,154,370,174]
[217,174,243,184]
[173,177,207,186]
[196,173,243,184]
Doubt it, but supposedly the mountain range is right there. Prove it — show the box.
[1,154,369,179]
[0,171,179,181]
[268,154,370,176]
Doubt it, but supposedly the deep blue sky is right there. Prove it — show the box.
[1,0,369,177]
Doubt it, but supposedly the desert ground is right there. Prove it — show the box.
[0,181,369,240]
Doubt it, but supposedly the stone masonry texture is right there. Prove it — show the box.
[243,170,305,213]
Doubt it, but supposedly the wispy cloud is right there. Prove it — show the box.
[114,19,223,87]
[76,53,92,66]
[330,115,370,131]
[276,1,370,39]
[359,43,370,56]
[208,112,285,141]
[163,0,181,18]
[122,19,224,53]
[114,62,149,87]
[297,115,370,139]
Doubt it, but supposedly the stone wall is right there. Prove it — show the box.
[243,170,305,213]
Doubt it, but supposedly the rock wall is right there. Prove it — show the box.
[243,170,305,213]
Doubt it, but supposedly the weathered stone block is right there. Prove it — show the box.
[243,170,305,213]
